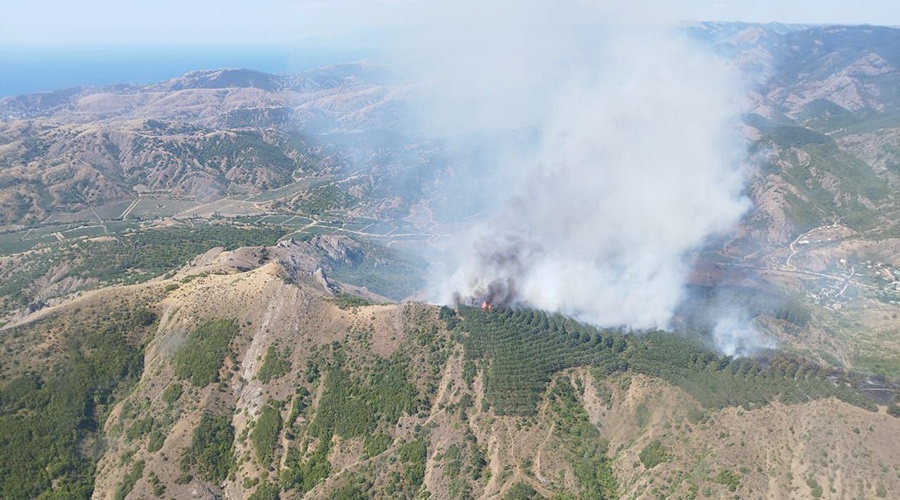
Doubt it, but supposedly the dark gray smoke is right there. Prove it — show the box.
[449,227,534,308]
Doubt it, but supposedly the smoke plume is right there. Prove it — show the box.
[712,310,777,357]
[404,2,756,345]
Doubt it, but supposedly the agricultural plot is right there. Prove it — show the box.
[379,233,431,242]
[253,214,295,225]
[0,231,55,255]
[19,225,68,239]
[361,222,398,236]
[61,225,108,239]
[171,198,262,218]
[207,201,266,218]
[44,207,100,224]
[93,200,134,220]
[243,176,334,203]
[282,225,331,240]
[279,216,314,228]
[0,220,133,256]
[336,218,379,232]
[103,220,142,234]
[127,199,199,219]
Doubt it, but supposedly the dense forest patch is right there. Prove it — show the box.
[0,308,157,498]
[453,307,879,416]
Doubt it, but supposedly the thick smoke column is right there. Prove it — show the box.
[408,2,754,338]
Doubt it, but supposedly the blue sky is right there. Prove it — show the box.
[1,0,898,46]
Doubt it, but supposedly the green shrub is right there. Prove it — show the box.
[248,481,280,500]
[887,404,900,418]
[114,460,145,500]
[332,479,370,500]
[398,439,428,495]
[148,471,166,497]
[174,319,239,387]
[280,444,330,494]
[162,382,183,406]
[309,355,418,440]
[251,404,283,465]
[334,294,373,310]
[635,402,650,428]
[364,432,393,458]
[503,483,541,499]
[257,346,290,383]
[639,440,671,469]
[286,387,309,427]
[715,469,741,492]
[548,378,617,499]
[183,412,235,482]
[147,429,166,453]
[126,417,154,442]
[807,477,823,498]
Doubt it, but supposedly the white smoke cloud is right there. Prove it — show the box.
[399,1,763,348]
[712,310,777,356]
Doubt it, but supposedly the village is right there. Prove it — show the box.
[774,224,900,310]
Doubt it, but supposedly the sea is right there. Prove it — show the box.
[0,44,377,98]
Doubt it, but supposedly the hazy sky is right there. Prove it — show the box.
[1,0,898,46]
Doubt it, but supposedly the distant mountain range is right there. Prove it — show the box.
[1,23,898,228]
[0,62,413,225]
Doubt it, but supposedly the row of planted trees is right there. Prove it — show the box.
[448,306,879,416]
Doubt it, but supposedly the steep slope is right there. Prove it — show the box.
[1,243,897,499]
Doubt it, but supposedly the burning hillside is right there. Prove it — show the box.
[425,2,756,353]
